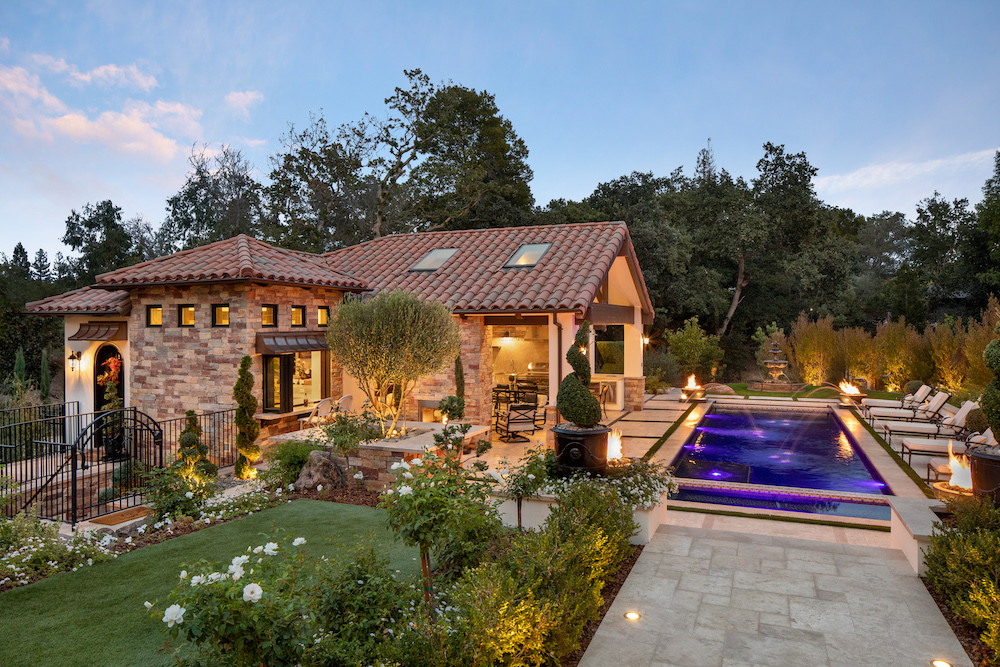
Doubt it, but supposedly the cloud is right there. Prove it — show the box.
[225,90,264,118]
[32,54,157,91]
[0,65,200,162]
[0,37,9,54]
[816,149,998,194]
[236,136,267,148]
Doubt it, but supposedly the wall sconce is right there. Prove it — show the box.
[68,351,81,373]
[642,336,650,345]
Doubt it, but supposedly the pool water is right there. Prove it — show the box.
[673,487,891,520]
[671,408,890,496]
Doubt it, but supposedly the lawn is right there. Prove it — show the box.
[0,500,419,667]
[724,382,899,401]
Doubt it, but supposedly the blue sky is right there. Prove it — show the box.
[1,0,998,260]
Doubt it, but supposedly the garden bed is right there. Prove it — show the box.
[924,578,996,667]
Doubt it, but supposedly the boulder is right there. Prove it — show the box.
[294,450,348,492]
[704,383,737,395]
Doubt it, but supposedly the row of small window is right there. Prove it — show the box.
[146,304,331,328]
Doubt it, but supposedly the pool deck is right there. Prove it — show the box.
[578,393,971,667]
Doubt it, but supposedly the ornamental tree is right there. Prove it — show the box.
[981,324,1000,434]
[556,321,602,428]
[233,356,261,479]
[327,289,460,436]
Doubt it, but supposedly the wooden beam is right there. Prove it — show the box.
[482,315,550,326]
[588,303,636,325]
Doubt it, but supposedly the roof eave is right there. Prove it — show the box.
[94,277,369,292]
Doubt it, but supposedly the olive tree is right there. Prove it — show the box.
[327,289,460,436]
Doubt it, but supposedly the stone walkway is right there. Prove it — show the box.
[580,508,971,667]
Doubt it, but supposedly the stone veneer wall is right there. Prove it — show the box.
[129,283,344,423]
[624,376,646,411]
[402,316,492,426]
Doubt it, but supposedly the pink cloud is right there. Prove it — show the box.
[32,54,158,91]
[225,90,264,118]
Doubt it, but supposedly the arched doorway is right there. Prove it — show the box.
[94,344,124,411]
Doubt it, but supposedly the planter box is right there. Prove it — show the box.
[492,493,668,545]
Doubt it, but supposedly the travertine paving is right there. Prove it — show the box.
[580,518,972,667]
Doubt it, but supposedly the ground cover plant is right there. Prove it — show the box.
[0,500,417,667]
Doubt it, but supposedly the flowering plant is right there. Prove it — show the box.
[380,424,496,610]
[499,443,555,529]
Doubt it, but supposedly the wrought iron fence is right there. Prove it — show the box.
[0,401,80,463]
[0,406,237,524]
[159,409,238,468]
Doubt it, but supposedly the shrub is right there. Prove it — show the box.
[318,410,382,456]
[839,326,880,389]
[437,395,465,421]
[875,318,928,392]
[966,296,1000,389]
[98,460,149,505]
[233,356,261,479]
[967,408,990,436]
[904,380,924,395]
[142,463,217,520]
[982,324,1000,434]
[925,497,1000,655]
[927,318,968,392]
[556,321,602,428]
[665,317,724,382]
[1,512,116,590]
[177,410,218,483]
[789,313,838,385]
[644,347,681,387]
[265,440,326,487]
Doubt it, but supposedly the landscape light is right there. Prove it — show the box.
[68,351,81,373]
[624,611,640,620]
[930,661,953,667]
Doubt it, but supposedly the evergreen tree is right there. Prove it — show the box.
[233,356,261,479]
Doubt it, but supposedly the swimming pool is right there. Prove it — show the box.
[671,406,890,496]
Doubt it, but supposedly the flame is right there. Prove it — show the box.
[949,442,972,489]
[685,375,701,390]
[442,415,448,425]
[607,429,623,461]
[839,381,860,395]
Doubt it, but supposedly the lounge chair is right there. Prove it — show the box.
[867,391,951,424]
[898,428,995,466]
[879,400,977,446]
[299,398,333,430]
[861,384,933,411]
[533,395,549,430]
[336,394,353,413]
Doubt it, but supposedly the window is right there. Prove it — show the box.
[504,243,552,268]
[178,305,195,327]
[212,304,230,327]
[291,305,306,327]
[146,305,162,327]
[317,306,330,327]
[262,351,331,413]
[261,304,277,327]
[411,248,458,271]
[594,325,625,374]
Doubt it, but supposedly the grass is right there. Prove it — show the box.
[642,403,697,461]
[0,500,419,667]
[724,383,899,401]
[849,407,935,499]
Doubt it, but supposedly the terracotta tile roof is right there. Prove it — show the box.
[324,221,653,316]
[94,235,367,290]
[26,286,132,315]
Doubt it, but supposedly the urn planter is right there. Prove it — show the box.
[969,449,1000,507]
[553,424,611,477]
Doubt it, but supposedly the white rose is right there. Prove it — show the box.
[163,604,185,628]
[184,491,194,499]
[292,537,307,546]
[398,485,413,496]
[243,583,263,603]
[263,542,279,556]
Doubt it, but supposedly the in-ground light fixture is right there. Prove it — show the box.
[624,611,640,621]
[930,661,953,667]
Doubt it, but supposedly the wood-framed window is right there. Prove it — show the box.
[261,304,278,327]
[146,305,163,327]
[291,305,306,327]
[317,306,330,327]
[212,304,230,327]
[178,304,195,327]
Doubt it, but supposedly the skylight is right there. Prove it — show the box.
[504,243,552,268]
[411,248,458,272]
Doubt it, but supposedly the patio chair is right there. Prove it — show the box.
[861,384,933,411]
[533,395,549,429]
[598,382,613,419]
[299,398,333,430]
[897,428,995,466]
[336,394,353,413]
[877,400,976,446]
[496,403,537,443]
[866,391,951,424]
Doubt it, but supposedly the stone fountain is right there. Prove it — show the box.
[748,341,805,392]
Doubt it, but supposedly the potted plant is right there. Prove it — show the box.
[970,324,1000,506]
[552,321,611,476]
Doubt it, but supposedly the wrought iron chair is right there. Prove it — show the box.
[495,403,537,443]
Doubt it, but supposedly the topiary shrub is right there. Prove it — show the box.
[556,321,602,428]
[233,356,261,479]
[177,410,218,482]
[904,380,924,396]
[982,325,1000,435]
[968,408,990,436]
